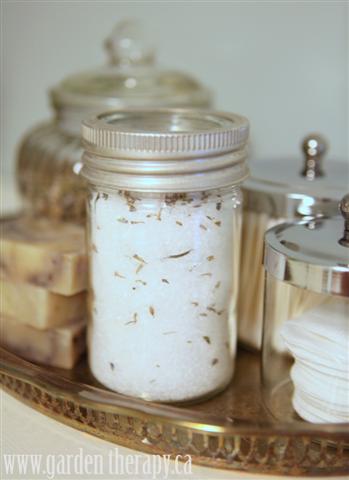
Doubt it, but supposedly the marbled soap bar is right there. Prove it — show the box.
[0,217,87,295]
[1,278,86,330]
[0,315,86,369]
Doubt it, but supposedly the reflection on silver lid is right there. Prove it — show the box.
[244,134,349,218]
[264,196,349,297]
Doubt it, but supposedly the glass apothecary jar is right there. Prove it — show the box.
[262,196,349,424]
[81,109,249,403]
[17,21,212,223]
[238,134,348,350]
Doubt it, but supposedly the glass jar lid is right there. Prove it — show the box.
[264,194,349,297]
[244,134,349,218]
[50,20,211,112]
[81,109,249,192]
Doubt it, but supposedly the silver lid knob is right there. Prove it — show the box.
[339,193,349,247]
[300,134,327,180]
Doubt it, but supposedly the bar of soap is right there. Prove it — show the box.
[0,315,86,369]
[0,217,87,295]
[1,278,86,330]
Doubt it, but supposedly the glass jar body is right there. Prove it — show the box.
[86,185,242,403]
[262,272,349,424]
[17,122,86,222]
[16,81,212,224]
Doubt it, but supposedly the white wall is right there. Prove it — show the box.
[2,1,348,183]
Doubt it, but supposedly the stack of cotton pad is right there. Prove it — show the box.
[281,298,349,423]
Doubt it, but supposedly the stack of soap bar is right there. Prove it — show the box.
[1,217,87,294]
[1,278,86,329]
[0,217,88,368]
[1,315,86,370]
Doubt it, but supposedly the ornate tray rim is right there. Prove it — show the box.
[1,347,348,476]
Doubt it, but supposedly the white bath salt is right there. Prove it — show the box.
[88,189,241,402]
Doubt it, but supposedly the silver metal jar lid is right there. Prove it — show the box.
[244,134,349,218]
[264,194,349,297]
[81,109,249,192]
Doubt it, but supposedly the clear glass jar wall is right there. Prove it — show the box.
[238,211,281,349]
[262,273,349,424]
[87,186,242,402]
[81,109,249,402]
[17,124,86,222]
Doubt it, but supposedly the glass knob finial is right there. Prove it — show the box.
[104,19,155,67]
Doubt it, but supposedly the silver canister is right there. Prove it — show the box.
[262,194,349,424]
[238,134,348,350]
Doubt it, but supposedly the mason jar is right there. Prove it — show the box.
[81,109,249,402]
[238,134,348,350]
[262,195,349,424]
[17,21,212,223]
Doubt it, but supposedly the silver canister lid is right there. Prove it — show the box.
[81,109,249,192]
[244,134,349,218]
[264,194,349,297]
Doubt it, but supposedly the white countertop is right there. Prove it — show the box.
[1,391,281,480]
